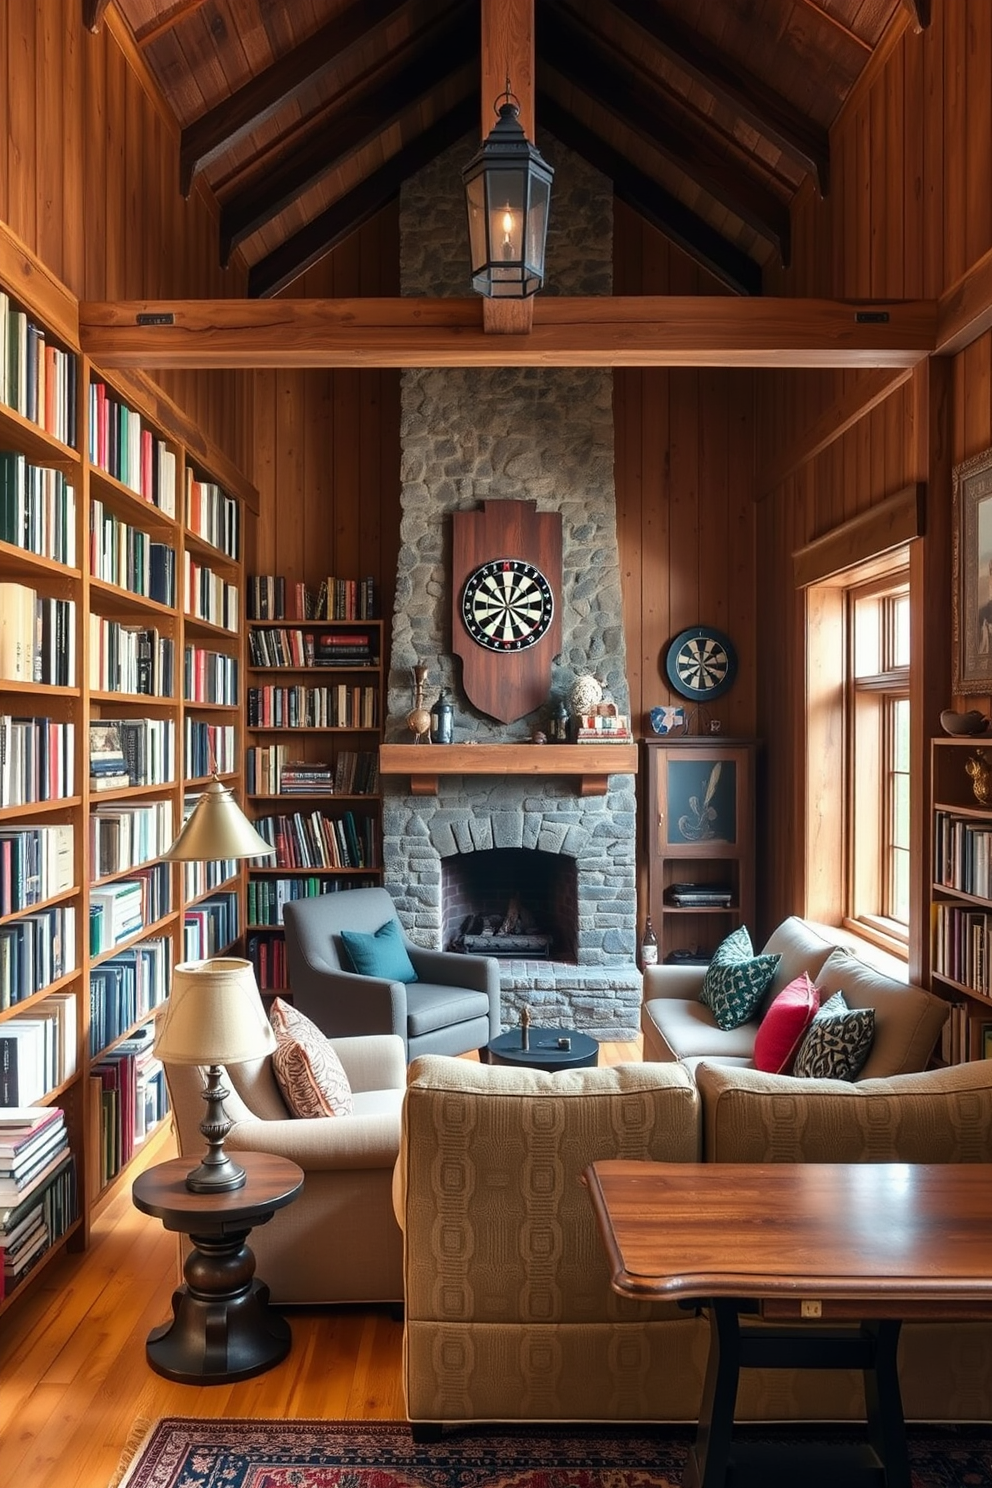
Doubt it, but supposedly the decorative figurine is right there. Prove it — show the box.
[406,664,432,743]
[520,1006,531,1051]
[967,750,992,806]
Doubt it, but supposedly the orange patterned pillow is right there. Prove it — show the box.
[269,996,354,1118]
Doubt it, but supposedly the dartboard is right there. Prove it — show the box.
[664,626,738,700]
[461,559,555,651]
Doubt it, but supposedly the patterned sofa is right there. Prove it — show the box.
[394,1054,992,1432]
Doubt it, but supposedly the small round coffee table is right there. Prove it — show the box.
[487,1025,599,1073]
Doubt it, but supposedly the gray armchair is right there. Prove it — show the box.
[283,887,501,1060]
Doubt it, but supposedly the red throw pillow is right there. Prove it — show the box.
[753,973,820,1074]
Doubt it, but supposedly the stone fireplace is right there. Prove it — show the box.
[381,131,641,1039]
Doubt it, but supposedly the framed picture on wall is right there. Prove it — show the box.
[952,446,992,694]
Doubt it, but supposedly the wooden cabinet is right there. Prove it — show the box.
[929,736,992,1063]
[0,225,254,1316]
[643,738,757,964]
[242,595,385,994]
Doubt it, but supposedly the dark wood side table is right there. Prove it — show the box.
[488,1024,599,1073]
[132,1150,304,1384]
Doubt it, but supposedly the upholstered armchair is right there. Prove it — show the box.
[160,1003,405,1306]
[283,887,501,1060]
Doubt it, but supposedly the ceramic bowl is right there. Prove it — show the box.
[940,708,990,736]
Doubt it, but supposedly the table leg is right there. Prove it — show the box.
[684,1300,740,1488]
[863,1321,910,1488]
[146,1224,291,1384]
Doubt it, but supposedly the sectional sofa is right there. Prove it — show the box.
[641,915,949,1077]
[395,1052,992,1431]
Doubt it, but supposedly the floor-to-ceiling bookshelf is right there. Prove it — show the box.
[0,224,255,1315]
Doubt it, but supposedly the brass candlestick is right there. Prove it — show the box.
[407,664,432,743]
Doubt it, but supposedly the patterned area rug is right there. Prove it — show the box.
[111,1417,992,1488]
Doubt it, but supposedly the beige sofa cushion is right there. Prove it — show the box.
[698,1058,992,1163]
[397,1056,701,1326]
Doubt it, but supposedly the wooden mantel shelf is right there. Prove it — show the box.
[378,742,638,797]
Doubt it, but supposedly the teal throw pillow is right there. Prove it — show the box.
[791,990,875,1081]
[699,925,781,1031]
[340,919,418,984]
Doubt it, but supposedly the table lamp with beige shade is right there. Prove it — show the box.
[156,775,276,1193]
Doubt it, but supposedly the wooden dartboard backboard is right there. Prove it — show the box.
[452,500,563,724]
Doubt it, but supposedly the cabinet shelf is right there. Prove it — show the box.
[644,738,756,964]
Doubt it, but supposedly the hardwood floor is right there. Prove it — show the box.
[0,1039,641,1488]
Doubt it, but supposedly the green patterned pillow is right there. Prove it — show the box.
[791,990,875,1081]
[699,925,781,1031]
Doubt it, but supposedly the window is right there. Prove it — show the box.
[849,576,911,943]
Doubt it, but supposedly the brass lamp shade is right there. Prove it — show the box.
[163,778,273,862]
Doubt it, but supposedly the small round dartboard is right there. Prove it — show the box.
[461,559,555,651]
[664,626,738,700]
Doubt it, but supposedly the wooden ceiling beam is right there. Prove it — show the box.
[248,98,479,298]
[480,0,537,335]
[606,0,831,196]
[179,0,411,196]
[543,3,791,266]
[219,4,476,263]
[537,93,761,296]
[77,295,935,370]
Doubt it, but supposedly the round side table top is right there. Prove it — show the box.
[132,1151,304,1230]
[488,1025,600,1071]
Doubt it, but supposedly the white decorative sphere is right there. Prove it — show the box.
[570,674,603,714]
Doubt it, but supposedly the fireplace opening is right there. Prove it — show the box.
[441,848,579,962]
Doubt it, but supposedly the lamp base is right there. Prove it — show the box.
[184,1155,247,1193]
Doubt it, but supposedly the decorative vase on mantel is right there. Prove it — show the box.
[406,664,432,743]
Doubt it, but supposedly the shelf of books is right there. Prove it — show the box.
[0,222,256,1314]
[0,231,87,1307]
[929,737,992,1065]
[244,575,383,996]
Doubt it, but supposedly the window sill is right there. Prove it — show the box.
[805,918,909,984]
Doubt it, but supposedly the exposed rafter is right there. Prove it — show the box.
[541,2,791,267]
[249,98,478,298]
[537,93,761,296]
[179,0,410,196]
[219,4,477,264]
[605,0,831,196]
[82,0,111,33]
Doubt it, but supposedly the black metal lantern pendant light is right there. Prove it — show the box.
[462,82,554,299]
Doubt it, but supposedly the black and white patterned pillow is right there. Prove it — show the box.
[699,925,781,1031]
[791,990,875,1080]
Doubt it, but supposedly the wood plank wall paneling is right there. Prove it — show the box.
[249,209,402,644]
[755,0,992,937]
[2,0,250,476]
[613,202,757,747]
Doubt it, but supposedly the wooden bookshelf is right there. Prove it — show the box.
[242,584,385,994]
[0,225,256,1317]
[929,736,992,1064]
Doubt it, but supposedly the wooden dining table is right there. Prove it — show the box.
[584,1159,992,1488]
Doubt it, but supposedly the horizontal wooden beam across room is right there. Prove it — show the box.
[78,296,936,369]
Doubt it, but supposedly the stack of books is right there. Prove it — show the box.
[0,1106,75,1296]
[279,761,333,793]
[575,712,632,743]
[664,882,734,907]
[312,631,375,666]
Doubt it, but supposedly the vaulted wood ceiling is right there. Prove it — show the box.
[92,0,924,299]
